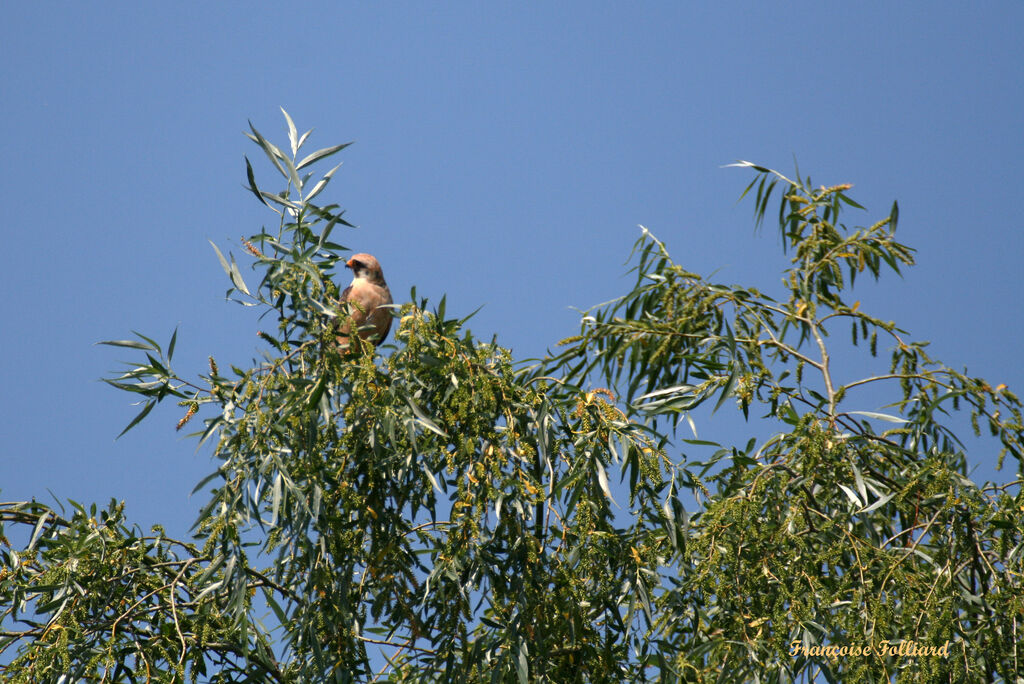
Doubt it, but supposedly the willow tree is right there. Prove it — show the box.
[2,114,1021,683]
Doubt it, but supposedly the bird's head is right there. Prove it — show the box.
[346,253,385,284]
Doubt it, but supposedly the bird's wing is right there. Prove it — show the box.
[355,283,391,341]
[336,281,391,344]
[374,287,393,341]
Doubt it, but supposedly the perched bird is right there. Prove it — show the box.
[336,253,393,348]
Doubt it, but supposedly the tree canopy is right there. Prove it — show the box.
[2,113,1022,683]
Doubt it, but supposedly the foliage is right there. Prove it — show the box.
[2,114,1022,682]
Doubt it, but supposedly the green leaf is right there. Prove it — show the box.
[422,467,443,495]
[404,395,449,438]
[306,373,327,409]
[595,460,620,508]
[26,510,51,551]
[116,399,156,439]
[258,190,302,210]
[228,251,252,296]
[191,468,224,495]
[634,385,696,403]
[264,589,288,625]
[281,107,298,156]
[244,156,271,209]
[296,142,352,171]
[246,121,288,179]
[726,159,773,174]
[837,483,863,507]
[304,162,342,203]
[681,438,721,447]
[271,472,282,526]
[858,491,896,514]
[210,240,233,279]
[836,191,865,210]
[847,410,907,424]
[516,641,529,684]
[282,153,302,195]
[713,367,739,413]
[132,330,163,353]
[96,339,156,351]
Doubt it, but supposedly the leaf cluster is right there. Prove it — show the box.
[3,116,1022,683]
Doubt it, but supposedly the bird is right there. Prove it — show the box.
[335,253,393,348]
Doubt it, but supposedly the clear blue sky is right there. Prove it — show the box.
[2,4,1021,540]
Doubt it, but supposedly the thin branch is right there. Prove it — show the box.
[809,321,836,417]
[356,634,437,655]
[841,373,939,393]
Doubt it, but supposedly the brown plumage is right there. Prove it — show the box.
[336,253,393,348]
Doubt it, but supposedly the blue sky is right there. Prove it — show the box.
[2,4,1022,544]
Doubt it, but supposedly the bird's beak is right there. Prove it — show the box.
[345,258,355,269]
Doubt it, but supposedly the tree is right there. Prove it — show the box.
[2,113,1022,682]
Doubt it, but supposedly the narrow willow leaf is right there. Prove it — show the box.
[634,384,696,402]
[246,121,288,178]
[713,368,739,412]
[117,400,156,439]
[595,461,620,508]
[516,642,529,684]
[836,191,865,210]
[259,191,302,210]
[725,160,773,174]
[193,579,225,603]
[311,485,322,523]
[297,142,352,171]
[195,414,225,452]
[684,412,698,438]
[102,378,153,393]
[264,590,288,625]
[304,162,342,203]
[405,395,448,438]
[210,240,233,279]
[282,154,302,195]
[837,483,863,507]
[847,410,907,424]
[191,468,224,495]
[244,157,272,209]
[851,462,867,503]
[271,472,282,526]
[96,339,156,351]
[131,330,162,352]
[281,107,298,156]
[318,389,331,426]
[858,491,896,514]
[228,252,252,296]
[423,467,443,495]
[306,373,327,409]
[26,510,51,551]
